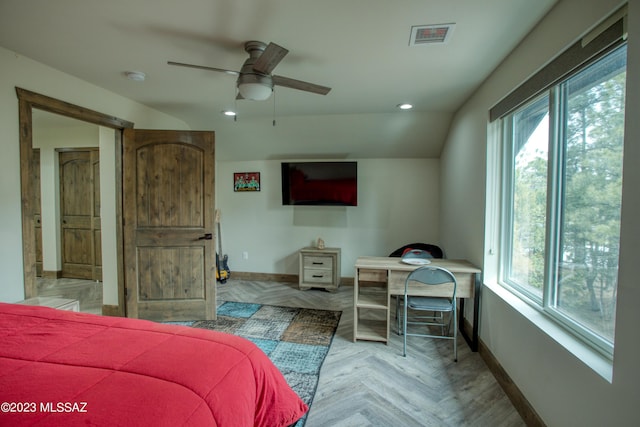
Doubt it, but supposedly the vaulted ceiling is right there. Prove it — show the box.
[0,0,558,160]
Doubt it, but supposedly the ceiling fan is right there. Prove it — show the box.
[168,41,331,101]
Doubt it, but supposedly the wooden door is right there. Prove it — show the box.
[59,149,100,280]
[123,129,216,321]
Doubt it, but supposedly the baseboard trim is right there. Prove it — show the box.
[463,320,546,426]
[102,304,123,317]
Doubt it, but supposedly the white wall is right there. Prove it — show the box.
[217,158,440,278]
[0,46,188,303]
[99,126,119,306]
[441,0,639,425]
[212,106,449,275]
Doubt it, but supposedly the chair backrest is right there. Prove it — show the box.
[405,266,457,297]
[389,243,444,259]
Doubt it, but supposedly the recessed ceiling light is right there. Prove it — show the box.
[222,110,237,117]
[124,71,146,81]
[397,103,413,110]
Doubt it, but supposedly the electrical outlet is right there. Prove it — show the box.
[242,251,249,260]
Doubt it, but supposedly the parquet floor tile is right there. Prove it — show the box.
[39,277,525,427]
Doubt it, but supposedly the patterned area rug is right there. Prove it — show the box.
[172,301,341,427]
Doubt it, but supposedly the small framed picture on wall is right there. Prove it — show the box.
[234,172,260,192]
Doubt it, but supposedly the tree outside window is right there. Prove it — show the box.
[502,44,626,353]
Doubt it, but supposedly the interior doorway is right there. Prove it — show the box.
[32,110,112,280]
[17,88,218,321]
[17,87,133,316]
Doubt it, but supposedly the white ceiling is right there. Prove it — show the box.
[0,0,558,160]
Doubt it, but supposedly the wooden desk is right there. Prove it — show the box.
[353,256,482,351]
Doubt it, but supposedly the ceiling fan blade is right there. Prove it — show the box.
[272,75,331,95]
[252,42,289,74]
[167,61,239,76]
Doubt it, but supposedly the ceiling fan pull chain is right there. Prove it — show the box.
[272,89,277,126]
[234,92,238,122]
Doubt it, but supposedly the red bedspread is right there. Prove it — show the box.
[0,303,307,426]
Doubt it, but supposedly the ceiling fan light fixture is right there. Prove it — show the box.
[238,82,273,100]
[237,71,273,100]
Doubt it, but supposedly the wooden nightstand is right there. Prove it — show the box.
[299,247,341,292]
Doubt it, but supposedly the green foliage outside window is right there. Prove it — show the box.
[503,44,626,350]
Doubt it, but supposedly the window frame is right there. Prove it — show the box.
[500,92,550,305]
[497,43,627,359]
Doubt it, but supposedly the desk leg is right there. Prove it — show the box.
[458,273,480,352]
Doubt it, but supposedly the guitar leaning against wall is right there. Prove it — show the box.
[215,209,230,283]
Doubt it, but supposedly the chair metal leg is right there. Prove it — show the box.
[444,311,453,336]
[403,295,408,357]
[453,307,458,362]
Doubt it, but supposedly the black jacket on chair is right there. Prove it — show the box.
[388,243,444,259]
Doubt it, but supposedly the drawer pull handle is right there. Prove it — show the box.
[312,262,324,265]
[312,274,324,278]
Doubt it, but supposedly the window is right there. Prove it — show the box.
[500,44,626,357]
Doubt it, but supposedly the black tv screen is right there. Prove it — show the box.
[281,161,358,206]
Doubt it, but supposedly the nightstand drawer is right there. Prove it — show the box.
[304,268,334,284]
[303,256,334,270]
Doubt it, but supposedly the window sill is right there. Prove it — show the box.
[483,280,613,383]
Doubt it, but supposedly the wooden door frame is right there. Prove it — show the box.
[16,87,134,316]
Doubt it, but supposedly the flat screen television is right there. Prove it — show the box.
[281,161,357,206]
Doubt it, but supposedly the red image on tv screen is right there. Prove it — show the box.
[281,162,357,206]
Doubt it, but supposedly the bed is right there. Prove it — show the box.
[0,302,308,426]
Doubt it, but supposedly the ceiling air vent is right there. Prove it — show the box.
[409,23,455,46]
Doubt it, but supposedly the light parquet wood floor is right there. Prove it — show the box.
[37,277,525,427]
[219,279,525,427]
